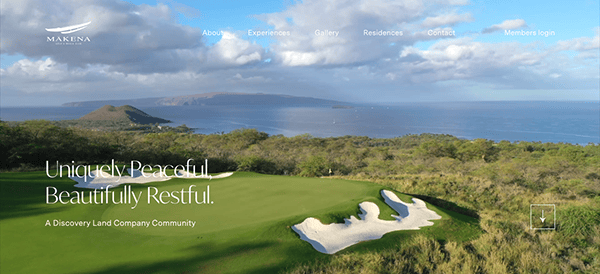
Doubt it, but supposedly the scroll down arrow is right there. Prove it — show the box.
[540,209,546,223]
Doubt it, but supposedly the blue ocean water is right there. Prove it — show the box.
[2,101,598,144]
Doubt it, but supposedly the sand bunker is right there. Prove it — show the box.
[70,169,233,189]
[292,190,442,254]
[174,171,234,179]
[208,172,234,178]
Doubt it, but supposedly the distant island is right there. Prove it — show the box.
[62,92,349,108]
[5,105,192,133]
[80,105,171,124]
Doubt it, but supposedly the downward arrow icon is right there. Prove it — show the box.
[540,210,546,223]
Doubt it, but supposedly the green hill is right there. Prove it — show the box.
[79,105,171,124]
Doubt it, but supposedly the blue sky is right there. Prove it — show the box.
[119,0,599,48]
[0,0,598,106]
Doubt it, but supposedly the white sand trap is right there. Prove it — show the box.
[70,169,234,189]
[69,170,170,189]
[292,190,442,254]
[175,171,234,179]
[208,172,234,178]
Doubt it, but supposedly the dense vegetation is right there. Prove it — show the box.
[1,120,599,273]
[3,119,194,134]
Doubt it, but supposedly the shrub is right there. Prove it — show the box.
[298,156,330,177]
[235,155,277,174]
[416,140,457,158]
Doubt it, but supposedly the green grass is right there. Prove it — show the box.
[0,171,481,274]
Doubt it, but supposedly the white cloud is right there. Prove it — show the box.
[482,19,528,33]
[395,36,598,90]
[209,32,263,66]
[0,57,335,105]
[442,0,470,5]
[1,0,598,106]
[231,73,271,83]
[421,12,473,28]
[555,29,600,52]
[0,0,266,74]
[259,0,452,66]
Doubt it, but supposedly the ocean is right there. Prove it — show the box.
[1,101,598,144]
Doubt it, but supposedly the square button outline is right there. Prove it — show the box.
[530,204,556,230]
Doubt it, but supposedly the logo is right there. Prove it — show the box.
[45,21,92,45]
[45,21,91,34]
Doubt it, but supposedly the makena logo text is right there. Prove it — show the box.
[45,21,92,45]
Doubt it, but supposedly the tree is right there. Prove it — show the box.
[456,139,497,162]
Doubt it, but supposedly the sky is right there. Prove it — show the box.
[0,0,598,106]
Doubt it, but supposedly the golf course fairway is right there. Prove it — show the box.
[0,171,481,274]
